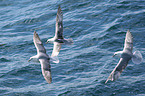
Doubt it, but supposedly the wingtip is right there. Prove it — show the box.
[127,29,130,32]
[105,79,109,84]
[34,31,38,36]
[58,5,61,10]
[105,75,112,84]
[45,78,52,84]
[33,31,42,44]
[33,31,37,37]
[46,79,52,84]
[42,70,52,84]
[56,5,63,24]
[126,29,133,39]
[127,29,131,34]
[57,5,62,15]
[34,31,37,34]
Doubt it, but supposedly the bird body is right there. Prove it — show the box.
[105,30,142,83]
[29,31,52,84]
[46,6,73,57]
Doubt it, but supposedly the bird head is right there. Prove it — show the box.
[28,57,32,62]
[46,38,55,44]
[113,51,123,58]
[46,39,50,44]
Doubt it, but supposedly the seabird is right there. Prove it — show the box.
[28,31,52,84]
[105,30,142,83]
[46,6,73,57]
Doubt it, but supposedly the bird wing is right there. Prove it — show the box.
[105,57,130,83]
[39,59,52,84]
[55,6,63,39]
[123,30,133,51]
[51,42,61,57]
[33,31,46,53]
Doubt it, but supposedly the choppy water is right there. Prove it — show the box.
[0,0,145,96]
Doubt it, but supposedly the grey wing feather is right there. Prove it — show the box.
[55,6,63,39]
[39,59,52,84]
[113,58,129,73]
[51,42,61,57]
[105,58,130,83]
[124,30,133,51]
[33,31,46,53]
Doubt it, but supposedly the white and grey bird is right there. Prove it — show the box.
[46,6,73,57]
[28,31,52,84]
[105,30,142,84]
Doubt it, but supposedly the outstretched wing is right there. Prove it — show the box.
[33,31,46,53]
[123,30,133,52]
[105,58,130,83]
[51,42,61,57]
[39,59,52,84]
[55,6,63,39]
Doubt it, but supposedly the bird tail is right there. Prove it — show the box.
[132,50,143,64]
[50,56,59,63]
[105,70,121,84]
[63,38,73,45]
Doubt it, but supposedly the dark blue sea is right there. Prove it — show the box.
[0,0,145,96]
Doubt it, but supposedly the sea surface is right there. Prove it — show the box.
[0,0,145,96]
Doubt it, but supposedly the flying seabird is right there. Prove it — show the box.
[105,30,142,83]
[46,6,73,57]
[28,31,52,84]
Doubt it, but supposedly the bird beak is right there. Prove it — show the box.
[112,54,116,57]
[46,41,49,44]
[28,59,31,62]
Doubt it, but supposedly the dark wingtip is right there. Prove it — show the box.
[34,31,37,35]
[105,80,109,84]
[127,29,130,33]
[58,5,61,9]
[127,30,132,36]
[57,5,62,14]
[33,31,41,42]
[126,29,133,39]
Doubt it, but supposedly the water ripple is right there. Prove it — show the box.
[0,0,145,95]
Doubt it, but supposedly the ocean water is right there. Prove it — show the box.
[0,0,145,96]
